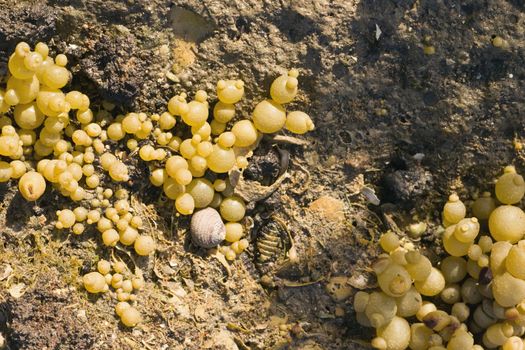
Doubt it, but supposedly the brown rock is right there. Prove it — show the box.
[309,195,345,222]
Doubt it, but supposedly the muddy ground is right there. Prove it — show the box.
[0,0,524,349]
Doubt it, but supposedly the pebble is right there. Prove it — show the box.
[309,195,345,222]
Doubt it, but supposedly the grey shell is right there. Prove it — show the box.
[190,208,226,248]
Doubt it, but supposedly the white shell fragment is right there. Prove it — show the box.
[375,24,382,41]
[190,208,226,248]
[8,283,26,298]
[361,186,380,205]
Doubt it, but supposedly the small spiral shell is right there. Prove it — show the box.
[190,208,226,248]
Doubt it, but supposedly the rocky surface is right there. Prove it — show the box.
[0,0,524,349]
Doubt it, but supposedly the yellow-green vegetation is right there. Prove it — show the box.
[0,42,314,327]
[357,165,525,350]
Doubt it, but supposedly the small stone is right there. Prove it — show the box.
[309,195,345,222]
[326,276,352,302]
[77,309,87,322]
[335,307,345,317]
[194,305,207,322]
[0,265,13,281]
[8,283,26,299]
[204,330,238,350]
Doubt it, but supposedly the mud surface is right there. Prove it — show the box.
[0,0,524,349]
